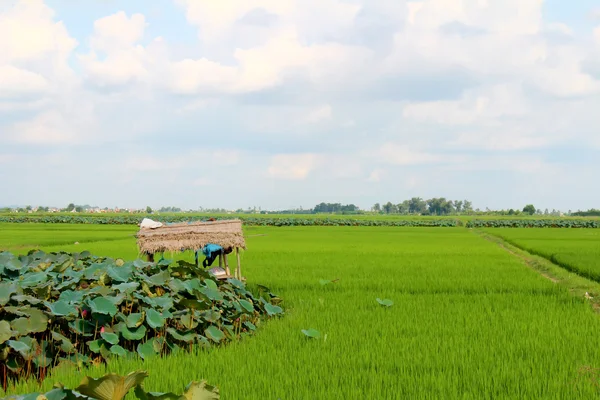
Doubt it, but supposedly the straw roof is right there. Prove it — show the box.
[136,219,246,254]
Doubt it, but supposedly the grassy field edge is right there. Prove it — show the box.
[475,229,600,311]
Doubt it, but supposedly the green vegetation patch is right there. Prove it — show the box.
[483,228,600,282]
[467,219,600,228]
[0,215,460,227]
[0,249,283,386]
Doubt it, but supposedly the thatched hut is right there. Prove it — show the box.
[136,219,246,280]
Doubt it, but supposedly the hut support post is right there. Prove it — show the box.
[236,248,241,280]
[147,252,154,263]
[224,253,230,276]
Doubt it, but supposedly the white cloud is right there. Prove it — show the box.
[0,65,49,96]
[368,169,385,182]
[403,84,529,125]
[267,153,319,180]
[304,105,332,123]
[377,143,461,166]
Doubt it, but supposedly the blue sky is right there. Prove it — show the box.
[1,0,599,211]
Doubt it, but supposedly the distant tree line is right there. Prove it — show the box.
[572,209,600,217]
[313,203,360,214]
[371,198,473,216]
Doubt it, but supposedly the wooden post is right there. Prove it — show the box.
[218,253,222,270]
[147,252,154,263]
[236,248,241,280]
[224,253,230,277]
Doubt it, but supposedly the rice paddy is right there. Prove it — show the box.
[2,224,600,399]
[485,228,600,283]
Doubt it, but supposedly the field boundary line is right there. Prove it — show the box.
[474,229,600,313]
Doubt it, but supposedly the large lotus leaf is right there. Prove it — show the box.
[7,338,31,356]
[238,299,254,313]
[182,279,203,295]
[87,339,105,353]
[199,288,224,302]
[204,279,218,290]
[2,256,22,271]
[144,295,173,310]
[107,264,135,282]
[179,314,199,330]
[181,380,220,400]
[105,293,126,306]
[125,312,145,328]
[146,270,171,286]
[133,259,152,269]
[19,271,48,287]
[11,312,48,335]
[43,388,69,400]
[33,350,53,368]
[145,309,165,329]
[179,299,209,310]
[88,286,113,297]
[166,328,197,343]
[0,320,14,344]
[110,345,127,357]
[69,319,95,336]
[226,278,245,290]
[264,303,283,316]
[168,279,186,293]
[118,324,147,341]
[202,310,221,323]
[11,294,43,305]
[75,370,149,400]
[4,306,27,316]
[46,300,79,317]
[0,282,17,305]
[88,297,118,316]
[58,289,85,304]
[137,340,158,360]
[376,298,394,307]
[101,331,120,345]
[51,331,75,353]
[134,386,180,400]
[204,326,224,343]
[113,282,139,293]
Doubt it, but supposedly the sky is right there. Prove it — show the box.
[1,0,599,212]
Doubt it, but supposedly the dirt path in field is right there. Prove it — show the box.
[478,231,559,283]
[474,229,600,313]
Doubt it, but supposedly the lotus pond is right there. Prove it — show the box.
[2,224,600,399]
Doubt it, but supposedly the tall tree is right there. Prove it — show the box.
[522,204,536,215]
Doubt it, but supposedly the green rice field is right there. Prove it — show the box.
[2,223,600,398]
[486,228,600,283]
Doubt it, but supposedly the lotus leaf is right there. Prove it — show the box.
[57,289,85,304]
[137,341,157,360]
[301,328,321,338]
[88,297,118,316]
[204,326,224,343]
[125,312,145,328]
[0,320,13,344]
[46,300,79,317]
[376,298,394,307]
[166,328,197,343]
[238,299,254,313]
[0,282,17,305]
[107,265,134,282]
[51,331,75,353]
[264,303,283,316]
[113,282,139,293]
[145,309,165,329]
[75,370,149,400]
[118,324,146,341]
[110,345,127,357]
[100,331,119,345]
